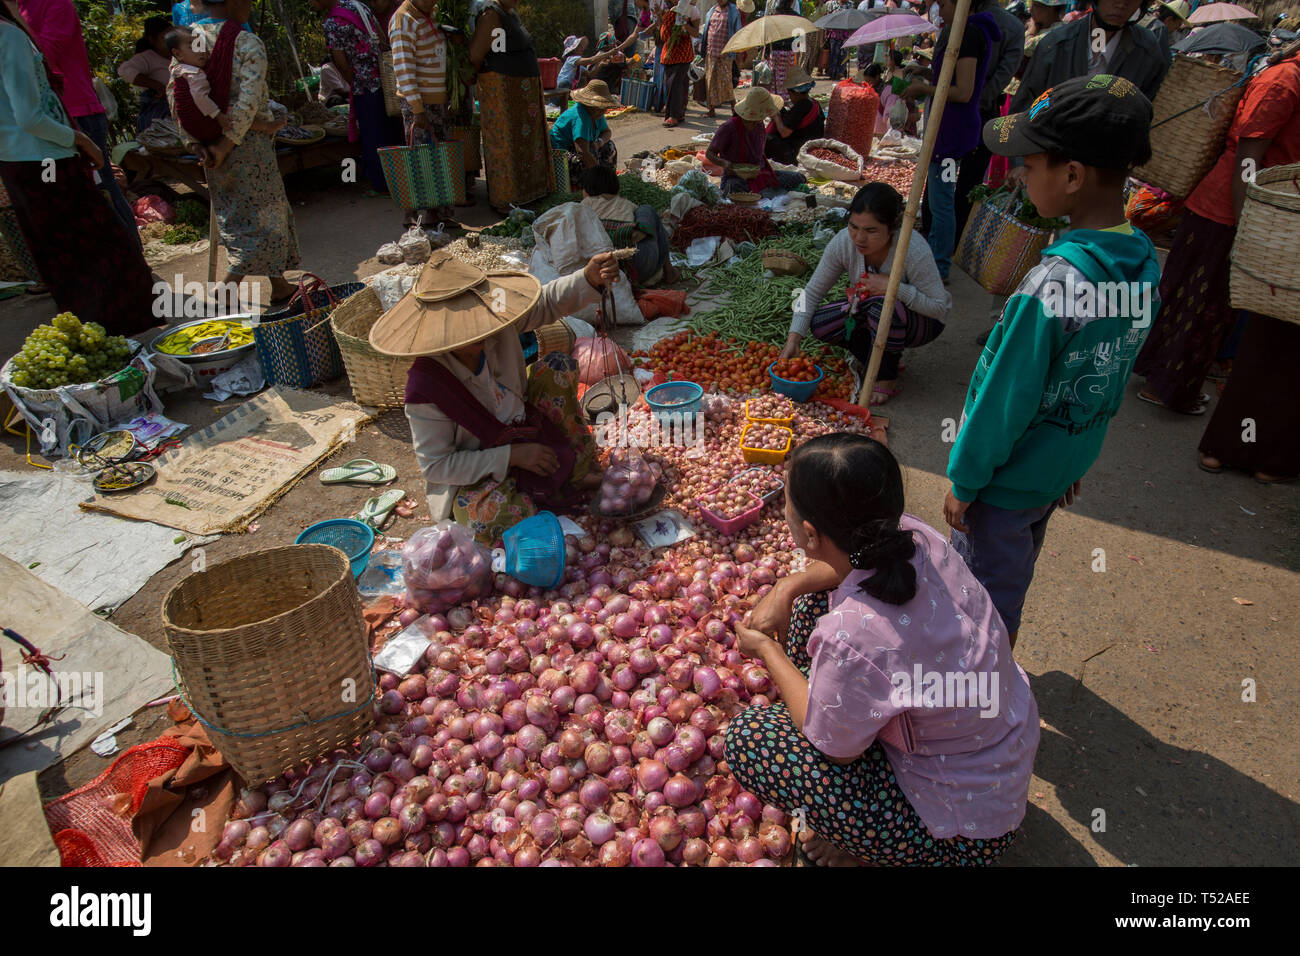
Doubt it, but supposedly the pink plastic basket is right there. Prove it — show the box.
[697,489,765,535]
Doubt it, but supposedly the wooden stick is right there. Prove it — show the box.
[856,0,972,407]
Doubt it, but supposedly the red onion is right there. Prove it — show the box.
[682,838,710,865]
[530,811,560,847]
[631,838,666,867]
[354,839,384,866]
[663,774,696,808]
[637,759,669,792]
[579,778,610,810]
[584,811,615,846]
[648,811,684,851]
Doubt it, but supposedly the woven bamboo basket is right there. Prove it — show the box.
[331,287,412,408]
[730,191,760,204]
[1229,161,1300,325]
[161,544,374,784]
[762,249,808,276]
[1132,55,1245,200]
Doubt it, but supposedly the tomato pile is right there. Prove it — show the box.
[698,486,763,521]
[741,424,792,452]
[745,394,793,421]
[634,332,853,401]
[771,357,821,383]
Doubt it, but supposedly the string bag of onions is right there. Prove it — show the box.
[595,447,659,517]
[401,521,494,614]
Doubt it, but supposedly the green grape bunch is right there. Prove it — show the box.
[7,313,132,390]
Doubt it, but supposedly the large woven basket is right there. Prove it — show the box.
[331,287,412,408]
[161,544,374,784]
[954,190,1056,296]
[1229,161,1300,325]
[534,320,576,357]
[1132,55,1244,200]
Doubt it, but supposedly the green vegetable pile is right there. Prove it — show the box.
[968,185,1067,231]
[615,173,673,212]
[163,224,204,245]
[480,174,673,238]
[670,230,850,359]
[174,197,208,230]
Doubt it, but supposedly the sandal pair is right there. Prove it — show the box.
[320,458,396,485]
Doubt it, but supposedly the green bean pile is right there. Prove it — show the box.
[616,174,673,212]
[671,231,850,359]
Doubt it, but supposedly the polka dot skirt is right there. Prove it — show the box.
[724,592,1018,866]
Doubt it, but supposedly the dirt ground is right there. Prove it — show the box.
[4,99,1297,864]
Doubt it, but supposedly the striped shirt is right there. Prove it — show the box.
[390,1,447,107]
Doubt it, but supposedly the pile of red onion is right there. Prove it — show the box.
[214,401,870,867]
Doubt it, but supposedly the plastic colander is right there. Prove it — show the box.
[501,511,566,589]
[296,518,376,578]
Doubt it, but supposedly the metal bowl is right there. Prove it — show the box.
[148,316,257,380]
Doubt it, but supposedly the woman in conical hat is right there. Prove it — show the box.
[370,250,621,545]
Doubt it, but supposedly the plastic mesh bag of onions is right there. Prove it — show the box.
[596,447,660,516]
[401,521,494,614]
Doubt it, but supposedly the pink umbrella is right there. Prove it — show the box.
[1187,3,1257,25]
[842,13,937,47]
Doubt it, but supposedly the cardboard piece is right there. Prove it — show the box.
[79,387,375,534]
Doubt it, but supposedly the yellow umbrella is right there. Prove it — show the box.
[721,15,820,54]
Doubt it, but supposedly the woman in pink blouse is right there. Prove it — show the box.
[727,434,1040,865]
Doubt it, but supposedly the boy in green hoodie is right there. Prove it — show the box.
[944,74,1160,649]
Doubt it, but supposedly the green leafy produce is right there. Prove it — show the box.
[174,198,209,229]
[8,312,132,389]
[968,184,1067,231]
[163,224,205,245]
[615,173,673,212]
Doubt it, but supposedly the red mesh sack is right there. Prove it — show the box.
[44,740,191,867]
[825,80,880,164]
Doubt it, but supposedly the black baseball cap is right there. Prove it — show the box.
[984,74,1154,169]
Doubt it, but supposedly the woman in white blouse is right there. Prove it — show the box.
[780,182,951,405]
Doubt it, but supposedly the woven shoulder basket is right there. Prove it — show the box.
[161,544,374,784]
[954,190,1056,296]
[1229,161,1300,326]
[332,287,412,408]
[762,249,809,276]
[1132,56,1245,200]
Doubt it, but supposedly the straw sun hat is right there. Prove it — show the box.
[572,80,622,110]
[784,65,815,91]
[734,87,782,121]
[369,250,542,357]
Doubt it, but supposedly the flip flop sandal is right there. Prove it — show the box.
[869,383,901,406]
[1254,472,1299,485]
[354,488,406,529]
[1137,390,1208,416]
[1198,455,1224,474]
[320,458,397,485]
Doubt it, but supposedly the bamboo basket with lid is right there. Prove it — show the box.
[1132,55,1245,199]
[161,544,374,784]
[1229,161,1300,325]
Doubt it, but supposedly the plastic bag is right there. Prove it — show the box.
[596,447,660,516]
[377,242,404,265]
[368,269,416,310]
[425,222,453,250]
[399,226,432,265]
[401,521,494,614]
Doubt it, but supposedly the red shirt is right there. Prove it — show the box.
[17,0,103,118]
[1185,55,1300,227]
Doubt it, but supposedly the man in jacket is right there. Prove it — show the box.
[1005,0,1168,184]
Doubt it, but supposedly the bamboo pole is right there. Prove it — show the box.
[207,193,218,284]
[855,0,972,407]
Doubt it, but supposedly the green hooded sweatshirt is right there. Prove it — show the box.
[947,226,1162,509]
